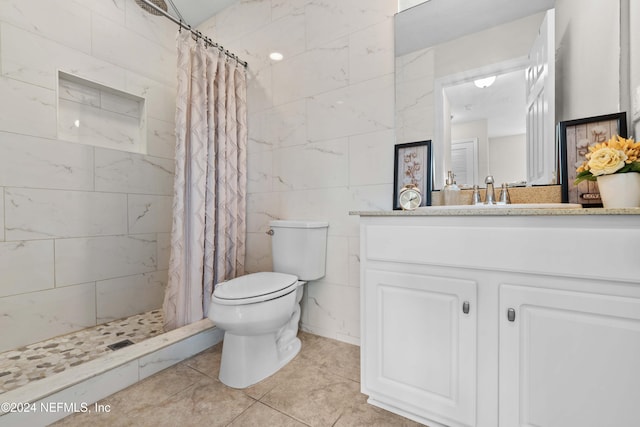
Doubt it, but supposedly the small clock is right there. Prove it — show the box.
[398,184,422,210]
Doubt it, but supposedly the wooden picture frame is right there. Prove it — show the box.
[393,140,432,209]
[559,112,627,206]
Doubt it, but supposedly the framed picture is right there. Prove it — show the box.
[393,140,432,209]
[559,112,627,206]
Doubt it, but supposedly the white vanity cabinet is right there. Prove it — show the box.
[358,211,640,427]
[499,283,640,427]
[363,269,477,427]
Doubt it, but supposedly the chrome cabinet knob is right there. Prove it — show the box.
[462,301,470,314]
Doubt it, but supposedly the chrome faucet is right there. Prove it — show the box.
[498,183,511,204]
[484,175,496,205]
[471,185,482,205]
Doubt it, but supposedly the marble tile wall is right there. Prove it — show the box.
[0,0,177,353]
[199,0,397,345]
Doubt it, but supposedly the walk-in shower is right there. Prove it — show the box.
[0,0,244,424]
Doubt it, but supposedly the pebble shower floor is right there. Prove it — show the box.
[0,310,164,393]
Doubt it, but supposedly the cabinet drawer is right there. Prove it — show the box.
[363,222,640,282]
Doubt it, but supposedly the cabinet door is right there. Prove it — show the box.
[500,284,640,427]
[363,269,477,427]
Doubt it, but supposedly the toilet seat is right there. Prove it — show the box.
[212,272,299,305]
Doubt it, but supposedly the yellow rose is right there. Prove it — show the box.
[587,147,628,176]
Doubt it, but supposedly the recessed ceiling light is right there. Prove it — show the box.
[269,52,284,61]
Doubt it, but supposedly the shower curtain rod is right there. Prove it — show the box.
[138,0,248,68]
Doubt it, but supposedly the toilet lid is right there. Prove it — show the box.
[213,272,298,302]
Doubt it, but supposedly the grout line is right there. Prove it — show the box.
[257,398,312,426]
[226,399,260,426]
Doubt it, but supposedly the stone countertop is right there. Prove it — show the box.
[350,206,640,216]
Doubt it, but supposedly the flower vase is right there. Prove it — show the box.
[596,172,640,208]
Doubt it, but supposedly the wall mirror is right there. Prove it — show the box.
[395,0,556,190]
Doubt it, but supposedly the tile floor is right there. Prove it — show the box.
[0,311,164,393]
[53,332,425,426]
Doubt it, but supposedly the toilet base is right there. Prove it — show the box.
[215,285,306,389]
[218,332,301,389]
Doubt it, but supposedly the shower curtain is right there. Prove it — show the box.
[163,31,247,331]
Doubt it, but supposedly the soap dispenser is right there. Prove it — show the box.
[443,170,460,205]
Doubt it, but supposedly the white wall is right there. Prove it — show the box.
[555,0,621,122]
[198,0,396,345]
[0,0,177,352]
[488,134,527,185]
[630,0,640,136]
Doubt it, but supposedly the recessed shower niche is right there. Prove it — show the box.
[57,71,146,153]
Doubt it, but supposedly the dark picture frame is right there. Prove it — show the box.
[393,140,432,209]
[559,112,627,206]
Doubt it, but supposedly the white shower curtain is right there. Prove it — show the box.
[163,31,247,331]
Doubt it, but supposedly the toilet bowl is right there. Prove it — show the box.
[208,220,328,389]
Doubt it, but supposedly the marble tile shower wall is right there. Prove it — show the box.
[199,0,397,345]
[0,0,177,353]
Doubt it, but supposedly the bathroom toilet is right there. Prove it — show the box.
[208,220,328,388]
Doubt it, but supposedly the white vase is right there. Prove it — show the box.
[596,172,640,208]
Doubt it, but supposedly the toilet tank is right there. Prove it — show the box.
[269,220,328,281]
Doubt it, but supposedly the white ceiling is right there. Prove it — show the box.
[167,0,236,27]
